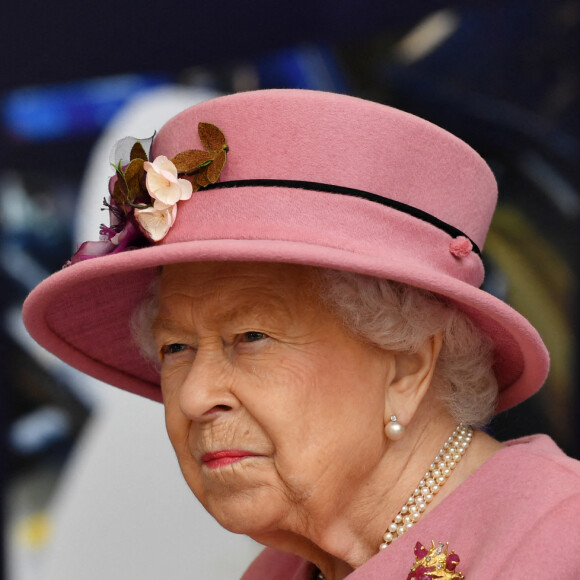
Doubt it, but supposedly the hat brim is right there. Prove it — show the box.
[23,215,548,414]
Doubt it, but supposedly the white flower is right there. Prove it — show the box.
[134,204,178,242]
[143,155,193,208]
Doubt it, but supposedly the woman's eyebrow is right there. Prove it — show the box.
[152,301,286,331]
[151,317,193,336]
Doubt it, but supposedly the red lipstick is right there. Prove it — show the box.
[202,450,259,469]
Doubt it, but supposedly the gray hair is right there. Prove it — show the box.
[131,268,497,427]
[315,270,497,427]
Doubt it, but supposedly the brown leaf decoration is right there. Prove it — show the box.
[124,158,146,201]
[195,168,211,188]
[198,122,227,152]
[112,178,127,205]
[158,122,227,194]
[206,149,227,183]
[130,141,148,162]
[172,149,214,174]
[112,165,129,205]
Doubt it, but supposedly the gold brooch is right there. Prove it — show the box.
[407,541,464,579]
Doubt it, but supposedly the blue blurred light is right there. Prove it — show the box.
[2,74,172,142]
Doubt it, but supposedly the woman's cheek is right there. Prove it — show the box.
[250,350,311,389]
[160,360,192,397]
[161,365,194,448]
[243,354,321,434]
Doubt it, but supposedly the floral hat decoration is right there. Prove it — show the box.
[69,122,228,263]
[23,89,548,408]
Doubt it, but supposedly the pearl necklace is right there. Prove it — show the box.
[379,424,472,548]
[315,424,473,580]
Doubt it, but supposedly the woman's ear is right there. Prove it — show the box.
[383,333,443,429]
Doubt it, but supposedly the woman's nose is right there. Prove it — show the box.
[178,348,240,421]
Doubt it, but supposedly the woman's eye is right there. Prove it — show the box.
[162,343,188,355]
[241,331,267,343]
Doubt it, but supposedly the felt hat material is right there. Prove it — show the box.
[22,89,549,412]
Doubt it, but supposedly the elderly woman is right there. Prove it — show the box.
[23,90,580,579]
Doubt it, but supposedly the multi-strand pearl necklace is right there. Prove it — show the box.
[316,424,473,580]
[378,423,472,548]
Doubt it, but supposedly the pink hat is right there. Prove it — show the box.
[22,89,548,412]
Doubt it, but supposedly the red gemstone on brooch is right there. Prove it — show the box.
[407,541,465,579]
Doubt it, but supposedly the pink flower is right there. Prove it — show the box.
[134,203,178,242]
[64,123,229,267]
[67,205,145,265]
[109,218,141,249]
[68,239,117,264]
[143,155,193,208]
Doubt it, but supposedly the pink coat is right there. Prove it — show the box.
[242,435,580,578]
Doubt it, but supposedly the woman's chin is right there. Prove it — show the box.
[202,486,290,537]
[207,501,285,536]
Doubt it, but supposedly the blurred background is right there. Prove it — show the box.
[2,1,579,578]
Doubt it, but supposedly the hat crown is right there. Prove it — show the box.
[152,89,497,250]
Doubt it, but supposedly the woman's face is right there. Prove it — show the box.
[154,262,393,541]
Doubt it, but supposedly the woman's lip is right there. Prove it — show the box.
[201,450,261,469]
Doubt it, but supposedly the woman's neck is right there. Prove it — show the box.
[254,417,502,580]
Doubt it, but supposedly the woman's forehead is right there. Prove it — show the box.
[160,262,315,292]
[156,261,320,318]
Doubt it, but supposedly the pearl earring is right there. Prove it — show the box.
[385,415,405,440]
